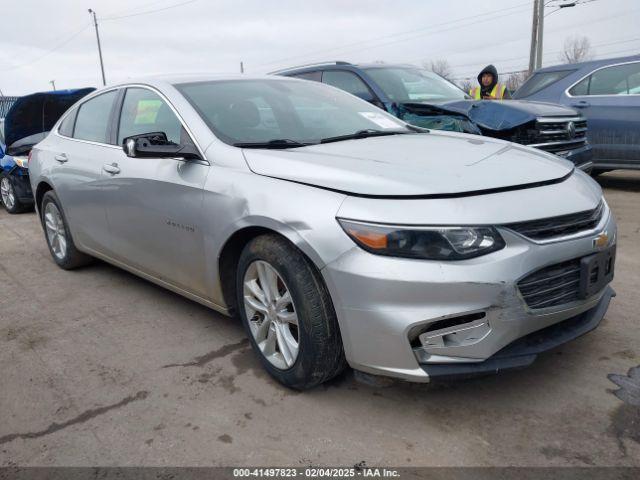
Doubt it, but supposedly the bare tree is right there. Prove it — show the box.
[505,70,531,92]
[424,59,454,81]
[559,36,594,64]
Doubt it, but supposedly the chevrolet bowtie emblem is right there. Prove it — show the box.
[594,232,609,249]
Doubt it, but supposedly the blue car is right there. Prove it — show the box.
[1,88,94,213]
[513,55,640,174]
[276,62,593,171]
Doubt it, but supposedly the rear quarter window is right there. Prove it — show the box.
[58,110,76,137]
[73,90,118,144]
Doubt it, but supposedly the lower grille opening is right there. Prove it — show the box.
[410,312,486,348]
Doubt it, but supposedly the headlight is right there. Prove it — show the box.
[14,156,29,168]
[338,219,505,260]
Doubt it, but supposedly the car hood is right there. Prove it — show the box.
[4,88,94,154]
[242,132,573,197]
[401,99,580,131]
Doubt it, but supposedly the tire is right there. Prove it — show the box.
[236,234,346,389]
[40,191,93,270]
[0,173,26,214]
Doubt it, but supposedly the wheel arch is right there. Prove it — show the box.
[35,180,54,217]
[216,217,327,316]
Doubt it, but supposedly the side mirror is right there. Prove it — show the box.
[122,132,201,160]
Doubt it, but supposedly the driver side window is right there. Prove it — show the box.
[118,88,183,145]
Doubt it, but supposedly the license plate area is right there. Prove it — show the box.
[579,245,616,299]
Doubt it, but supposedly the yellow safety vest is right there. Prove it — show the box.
[469,84,507,100]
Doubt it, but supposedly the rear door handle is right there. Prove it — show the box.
[571,101,590,108]
[102,163,121,175]
[54,154,68,163]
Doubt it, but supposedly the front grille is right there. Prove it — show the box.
[517,258,582,309]
[504,201,604,241]
[512,116,588,153]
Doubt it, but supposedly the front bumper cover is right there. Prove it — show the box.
[421,286,615,381]
[322,204,616,383]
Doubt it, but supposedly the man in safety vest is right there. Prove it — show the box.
[469,65,511,100]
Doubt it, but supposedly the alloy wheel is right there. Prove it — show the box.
[44,202,67,260]
[0,177,15,210]
[243,260,300,370]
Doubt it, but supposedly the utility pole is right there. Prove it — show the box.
[88,9,107,86]
[49,80,56,90]
[528,0,540,74]
[240,61,244,74]
[535,0,545,70]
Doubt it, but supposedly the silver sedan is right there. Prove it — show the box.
[28,75,616,388]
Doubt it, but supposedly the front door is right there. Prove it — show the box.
[103,87,210,298]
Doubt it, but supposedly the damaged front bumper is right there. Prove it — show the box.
[321,208,616,383]
[420,286,614,380]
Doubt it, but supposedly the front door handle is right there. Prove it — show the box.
[54,154,68,163]
[102,163,121,175]
[571,100,590,108]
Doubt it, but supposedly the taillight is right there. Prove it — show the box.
[28,151,33,163]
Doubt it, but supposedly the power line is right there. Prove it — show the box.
[101,0,200,21]
[405,6,639,73]
[451,46,640,80]
[254,1,533,70]
[447,36,640,72]
[102,0,182,19]
[0,24,90,71]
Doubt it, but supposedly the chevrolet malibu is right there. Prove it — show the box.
[28,75,616,389]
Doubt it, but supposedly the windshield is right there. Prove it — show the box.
[363,67,469,103]
[514,69,575,98]
[175,79,410,146]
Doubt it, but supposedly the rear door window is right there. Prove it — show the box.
[73,90,118,143]
[570,62,640,96]
[589,62,640,95]
[118,88,182,145]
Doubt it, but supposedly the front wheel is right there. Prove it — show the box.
[0,174,26,214]
[236,234,346,389]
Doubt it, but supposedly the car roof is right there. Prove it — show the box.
[110,73,296,88]
[271,62,422,75]
[534,54,640,73]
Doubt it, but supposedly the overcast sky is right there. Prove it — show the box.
[1,0,638,95]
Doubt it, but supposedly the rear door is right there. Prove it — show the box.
[103,86,210,297]
[566,61,640,166]
[52,89,119,254]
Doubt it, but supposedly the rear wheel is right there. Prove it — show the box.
[41,191,93,269]
[236,234,346,389]
[0,174,26,214]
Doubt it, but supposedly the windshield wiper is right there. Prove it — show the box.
[233,139,313,149]
[319,129,412,144]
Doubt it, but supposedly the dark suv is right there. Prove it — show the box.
[276,62,593,171]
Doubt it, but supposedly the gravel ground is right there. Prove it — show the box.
[1,171,639,467]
